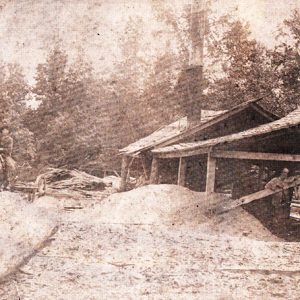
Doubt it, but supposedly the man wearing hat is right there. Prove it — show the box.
[265,168,294,231]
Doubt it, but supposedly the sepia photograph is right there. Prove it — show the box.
[1,0,300,299]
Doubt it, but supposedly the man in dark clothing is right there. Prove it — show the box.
[0,127,14,190]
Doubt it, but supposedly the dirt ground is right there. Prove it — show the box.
[0,192,57,282]
[1,184,300,299]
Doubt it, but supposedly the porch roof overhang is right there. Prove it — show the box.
[152,107,300,159]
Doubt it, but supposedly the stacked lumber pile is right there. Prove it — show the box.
[41,168,109,199]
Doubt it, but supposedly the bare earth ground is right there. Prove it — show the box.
[0,192,57,283]
[1,185,300,299]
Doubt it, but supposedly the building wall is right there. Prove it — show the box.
[184,107,273,143]
[181,107,275,192]
[215,129,300,194]
[134,107,278,192]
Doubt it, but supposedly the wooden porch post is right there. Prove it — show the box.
[206,152,216,197]
[177,157,187,186]
[119,155,130,191]
[140,154,149,180]
[150,157,159,184]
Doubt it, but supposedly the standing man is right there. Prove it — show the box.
[265,168,294,231]
[0,126,14,190]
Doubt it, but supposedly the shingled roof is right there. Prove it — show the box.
[119,110,226,156]
[152,107,300,158]
[120,96,278,156]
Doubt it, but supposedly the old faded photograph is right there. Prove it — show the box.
[1,0,300,299]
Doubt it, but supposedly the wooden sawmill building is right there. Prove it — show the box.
[151,107,300,197]
[119,97,279,192]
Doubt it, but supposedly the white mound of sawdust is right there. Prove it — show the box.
[94,184,278,241]
[95,184,207,225]
[206,207,279,241]
[0,192,58,280]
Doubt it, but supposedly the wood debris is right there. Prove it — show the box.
[41,168,109,198]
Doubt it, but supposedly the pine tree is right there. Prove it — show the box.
[271,10,300,113]
[206,17,275,109]
[0,62,35,164]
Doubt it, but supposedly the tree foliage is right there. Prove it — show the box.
[270,10,300,113]
[206,16,274,109]
[0,62,35,163]
[206,10,300,114]
[23,8,300,174]
[25,48,108,169]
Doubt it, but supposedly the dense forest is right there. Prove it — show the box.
[1,4,300,177]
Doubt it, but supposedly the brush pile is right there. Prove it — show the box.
[41,168,109,199]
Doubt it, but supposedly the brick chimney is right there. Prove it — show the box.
[186,0,207,127]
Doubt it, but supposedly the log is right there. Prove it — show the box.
[215,177,300,214]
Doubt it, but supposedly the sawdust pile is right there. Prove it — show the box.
[207,206,278,241]
[0,192,58,281]
[95,184,277,240]
[96,184,207,225]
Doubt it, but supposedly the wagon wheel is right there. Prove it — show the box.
[35,174,47,196]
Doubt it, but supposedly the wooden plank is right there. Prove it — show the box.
[206,152,216,195]
[211,150,300,162]
[290,202,300,221]
[140,154,149,180]
[177,157,187,186]
[126,157,135,182]
[150,157,159,184]
[215,177,300,214]
[290,213,300,221]
[154,147,210,159]
[119,156,130,191]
